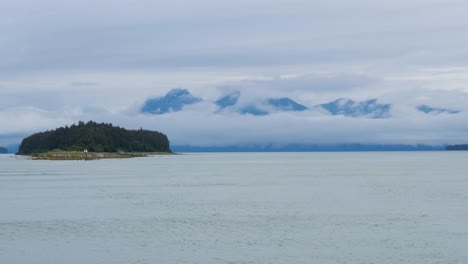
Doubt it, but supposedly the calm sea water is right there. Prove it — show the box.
[1,152,468,264]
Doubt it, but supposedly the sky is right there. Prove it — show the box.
[1,0,468,147]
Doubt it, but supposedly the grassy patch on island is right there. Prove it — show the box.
[28,149,173,160]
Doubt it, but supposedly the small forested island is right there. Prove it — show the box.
[18,121,172,160]
[446,144,468,151]
[0,146,7,154]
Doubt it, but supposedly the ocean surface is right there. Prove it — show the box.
[1,152,468,264]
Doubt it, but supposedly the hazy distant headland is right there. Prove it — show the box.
[17,121,171,160]
[0,146,7,154]
[446,144,468,151]
[172,144,444,152]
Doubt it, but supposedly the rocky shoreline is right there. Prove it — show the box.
[22,151,173,161]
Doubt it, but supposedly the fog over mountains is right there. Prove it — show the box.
[2,81,467,150]
[141,89,460,118]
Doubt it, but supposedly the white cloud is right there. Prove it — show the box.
[1,94,468,147]
[0,107,73,136]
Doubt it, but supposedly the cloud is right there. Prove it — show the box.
[71,81,99,87]
[2,72,468,147]
[215,74,379,106]
[2,99,468,147]
[133,110,468,146]
[2,0,468,76]
[0,107,72,133]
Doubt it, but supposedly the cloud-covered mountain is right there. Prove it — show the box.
[142,89,308,116]
[238,105,270,116]
[417,105,460,115]
[318,98,391,118]
[215,91,308,116]
[141,89,202,114]
[267,98,308,111]
[140,89,464,121]
[215,91,241,109]
[237,98,308,116]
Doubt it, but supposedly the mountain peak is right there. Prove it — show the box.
[215,93,306,115]
[267,98,308,111]
[319,98,391,118]
[215,91,241,109]
[141,89,202,114]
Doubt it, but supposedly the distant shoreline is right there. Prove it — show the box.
[171,144,445,152]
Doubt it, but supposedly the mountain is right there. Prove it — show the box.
[417,105,460,114]
[215,91,307,116]
[238,105,269,116]
[318,98,391,118]
[142,89,202,114]
[215,91,240,109]
[237,98,308,116]
[267,98,308,111]
[17,121,171,154]
[0,146,7,154]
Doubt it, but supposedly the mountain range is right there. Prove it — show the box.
[141,89,461,118]
[215,91,309,116]
[317,98,391,118]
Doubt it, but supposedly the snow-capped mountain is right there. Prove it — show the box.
[317,98,391,118]
[141,89,202,114]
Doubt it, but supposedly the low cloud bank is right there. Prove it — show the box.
[1,103,467,147]
[2,73,468,147]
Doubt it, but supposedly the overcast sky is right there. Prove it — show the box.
[2,0,468,146]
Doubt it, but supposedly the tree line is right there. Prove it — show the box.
[18,121,171,154]
[445,144,468,150]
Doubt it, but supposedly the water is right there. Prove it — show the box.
[1,152,468,263]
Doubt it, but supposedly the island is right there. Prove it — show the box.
[446,144,468,151]
[0,146,7,154]
[17,121,172,160]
